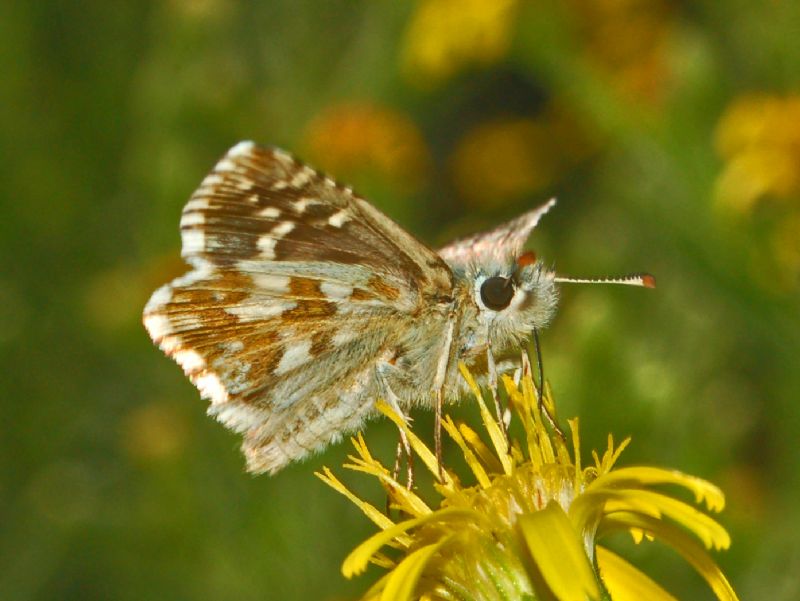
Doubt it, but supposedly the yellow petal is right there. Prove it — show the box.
[344,456,433,518]
[591,434,631,474]
[370,552,396,570]
[601,514,740,601]
[570,487,663,536]
[568,418,582,492]
[586,466,726,512]
[459,363,512,474]
[502,374,544,467]
[458,422,504,473]
[380,537,452,601]
[518,501,601,601]
[586,489,730,551]
[360,571,391,601]
[343,508,477,578]
[596,546,679,601]
[351,431,379,465]
[509,440,525,464]
[315,468,396,532]
[441,416,491,488]
[521,373,556,464]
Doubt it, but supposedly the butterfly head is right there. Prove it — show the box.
[440,199,655,353]
[469,250,559,349]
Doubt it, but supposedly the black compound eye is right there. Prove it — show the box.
[480,276,514,311]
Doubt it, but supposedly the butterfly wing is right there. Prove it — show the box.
[143,141,454,473]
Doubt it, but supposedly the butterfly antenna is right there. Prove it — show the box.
[554,273,656,288]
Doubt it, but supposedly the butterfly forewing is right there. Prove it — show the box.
[180,142,450,296]
[143,142,454,473]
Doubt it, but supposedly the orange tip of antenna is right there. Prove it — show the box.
[641,273,656,289]
[517,251,537,267]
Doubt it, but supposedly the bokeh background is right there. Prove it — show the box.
[2,1,799,599]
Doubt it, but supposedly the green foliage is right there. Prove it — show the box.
[1,1,798,599]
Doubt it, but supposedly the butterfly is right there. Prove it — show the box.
[143,141,654,475]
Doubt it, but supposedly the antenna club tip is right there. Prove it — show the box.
[641,273,656,289]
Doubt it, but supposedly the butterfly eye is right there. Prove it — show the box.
[480,276,514,311]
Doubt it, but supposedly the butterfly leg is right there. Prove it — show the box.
[486,343,510,440]
[376,361,414,489]
[432,319,456,480]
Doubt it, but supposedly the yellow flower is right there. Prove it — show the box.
[304,103,430,192]
[449,107,595,208]
[566,0,675,107]
[714,94,800,213]
[402,0,519,84]
[318,364,739,601]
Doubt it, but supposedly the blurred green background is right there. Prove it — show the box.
[2,1,799,599]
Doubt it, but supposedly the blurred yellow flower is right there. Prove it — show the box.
[714,94,800,213]
[319,364,739,601]
[402,0,519,83]
[450,107,593,207]
[450,118,556,208]
[304,103,430,191]
[567,0,674,106]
